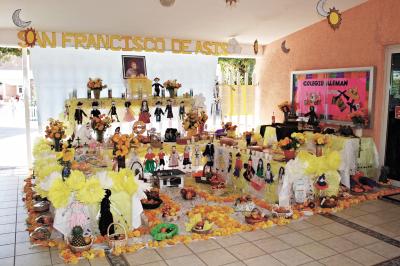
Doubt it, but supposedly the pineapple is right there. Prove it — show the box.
[71,226,86,247]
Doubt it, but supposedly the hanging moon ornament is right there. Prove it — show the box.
[12,9,32,28]
[316,0,329,17]
[281,40,290,54]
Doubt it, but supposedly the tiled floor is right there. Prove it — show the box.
[2,167,400,266]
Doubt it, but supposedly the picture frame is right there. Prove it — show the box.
[122,55,147,79]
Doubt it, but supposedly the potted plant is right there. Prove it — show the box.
[349,110,368,137]
[44,119,66,152]
[277,132,305,160]
[163,79,181,98]
[92,114,113,143]
[87,78,107,99]
[313,133,329,157]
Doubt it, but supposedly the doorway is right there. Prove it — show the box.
[384,52,400,180]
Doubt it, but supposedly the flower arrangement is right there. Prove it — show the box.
[182,109,201,131]
[314,133,329,145]
[291,132,305,145]
[163,79,181,90]
[225,122,237,138]
[87,78,107,90]
[349,110,368,127]
[278,132,305,151]
[45,119,66,140]
[111,134,133,157]
[92,114,113,132]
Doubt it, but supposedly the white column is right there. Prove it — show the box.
[22,48,32,167]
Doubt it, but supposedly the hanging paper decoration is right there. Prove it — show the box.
[253,40,259,55]
[281,40,290,54]
[12,9,31,28]
[21,27,37,47]
[316,0,342,30]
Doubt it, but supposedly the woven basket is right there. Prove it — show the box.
[107,222,128,249]
[67,237,93,253]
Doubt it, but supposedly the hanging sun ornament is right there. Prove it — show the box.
[316,0,342,30]
[327,7,342,30]
[22,27,37,47]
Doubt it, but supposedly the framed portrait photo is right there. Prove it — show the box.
[122,55,147,79]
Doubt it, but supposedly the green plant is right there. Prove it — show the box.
[218,58,255,85]
[0,47,22,62]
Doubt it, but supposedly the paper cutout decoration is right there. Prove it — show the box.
[281,40,290,54]
[12,9,31,28]
[22,27,37,47]
[316,0,342,30]
[253,40,259,55]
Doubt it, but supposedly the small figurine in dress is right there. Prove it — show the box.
[108,101,120,122]
[227,152,233,173]
[243,156,255,182]
[193,144,201,167]
[123,101,135,122]
[245,130,253,146]
[182,145,192,170]
[138,99,151,124]
[144,147,156,173]
[265,163,274,183]
[233,152,243,178]
[158,147,166,170]
[202,142,215,174]
[168,145,180,168]
[165,99,173,119]
[154,101,164,122]
[179,101,185,120]
[256,159,264,178]
[216,149,226,173]
[90,101,101,118]
[152,77,164,97]
[305,105,319,127]
[74,102,87,125]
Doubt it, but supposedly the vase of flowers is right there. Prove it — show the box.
[277,132,305,161]
[44,119,66,152]
[92,115,113,143]
[349,110,368,138]
[314,133,328,157]
[111,133,133,171]
[163,79,181,98]
[87,78,107,100]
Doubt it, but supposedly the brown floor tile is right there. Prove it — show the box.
[239,229,271,241]
[320,222,355,235]
[266,225,295,236]
[342,231,379,246]
[157,244,193,260]
[253,237,291,253]
[0,208,16,217]
[15,241,49,255]
[0,257,14,266]
[318,254,362,266]
[305,215,334,226]
[243,254,285,266]
[197,248,238,266]
[0,215,16,225]
[343,247,386,266]
[226,242,266,260]
[320,236,359,253]
[124,249,163,265]
[364,241,400,259]
[271,248,313,266]
[215,234,247,247]
[15,231,30,243]
[186,239,221,253]
[0,244,14,259]
[299,227,335,241]
[296,242,337,260]
[300,262,324,266]
[139,262,167,266]
[277,232,314,247]
[0,223,15,234]
[222,262,246,266]
[336,208,369,218]
[88,257,110,266]
[165,254,205,266]
[287,220,315,231]
[0,201,17,209]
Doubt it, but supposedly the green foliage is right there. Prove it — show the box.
[218,57,256,85]
[0,47,22,62]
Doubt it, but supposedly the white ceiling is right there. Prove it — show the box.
[0,0,367,45]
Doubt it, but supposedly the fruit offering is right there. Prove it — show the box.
[150,223,179,241]
[70,226,86,247]
[180,187,197,200]
[245,208,268,224]
[185,213,214,234]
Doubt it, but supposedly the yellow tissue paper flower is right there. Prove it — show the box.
[48,179,71,208]
[109,169,138,195]
[77,177,105,204]
[66,170,86,191]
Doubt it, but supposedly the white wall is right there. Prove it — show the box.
[30,47,218,127]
